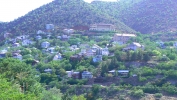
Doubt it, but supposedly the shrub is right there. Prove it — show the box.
[154,93,163,98]
[139,76,147,82]
[131,89,144,98]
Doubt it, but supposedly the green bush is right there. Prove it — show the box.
[154,93,163,98]
[131,89,144,98]
[139,76,147,82]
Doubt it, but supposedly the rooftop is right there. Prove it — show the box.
[115,34,136,37]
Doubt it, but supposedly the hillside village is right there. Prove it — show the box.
[2,21,177,99]
[0,23,142,81]
[2,0,177,99]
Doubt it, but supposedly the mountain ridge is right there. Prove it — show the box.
[0,0,135,35]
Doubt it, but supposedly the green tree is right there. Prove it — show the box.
[41,87,62,100]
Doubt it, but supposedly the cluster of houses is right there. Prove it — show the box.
[1,23,148,81]
[66,70,93,79]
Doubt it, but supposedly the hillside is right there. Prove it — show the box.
[118,0,177,34]
[92,0,177,34]
[0,0,135,35]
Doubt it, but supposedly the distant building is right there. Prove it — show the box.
[66,70,81,79]
[102,47,109,56]
[4,32,11,39]
[89,24,116,31]
[72,25,89,31]
[61,35,70,41]
[93,55,102,62]
[44,68,52,73]
[22,39,34,46]
[113,34,136,44]
[53,53,62,60]
[63,29,75,34]
[12,43,21,47]
[46,24,54,30]
[82,71,93,79]
[70,45,79,51]
[12,53,22,60]
[47,47,56,53]
[123,42,144,51]
[37,30,44,35]
[0,50,7,58]
[41,41,50,48]
[108,70,130,77]
[174,42,177,48]
[36,35,42,40]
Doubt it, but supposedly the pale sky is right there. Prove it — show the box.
[0,0,117,22]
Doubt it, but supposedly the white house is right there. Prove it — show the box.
[63,29,75,34]
[36,35,42,40]
[41,41,50,48]
[66,71,74,78]
[113,34,136,44]
[53,53,62,60]
[123,42,144,51]
[82,71,93,79]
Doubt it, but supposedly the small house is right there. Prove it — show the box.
[41,41,50,48]
[123,42,144,51]
[108,70,130,77]
[44,68,52,73]
[36,35,42,40]
[93,55,102,62]
[22,39,33,46]
[12,53,22,60]
[102,47,109,56]
[0,50,7,58]
[66,70,81,79]
[82,71,93,79]
[173,42,177,48]
[47,47,55,53]
[53,53,62,60]
[70,45,79,51]
[113,34,136,44]
[46,24,54,31]
[89,24,116,31]
[37,30,44,35]
[118,70,129,77]
[61,35,70,41]
[12,43,21,47]
[63,29,75,34]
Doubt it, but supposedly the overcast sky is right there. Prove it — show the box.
[0,0,117,22]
